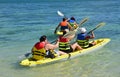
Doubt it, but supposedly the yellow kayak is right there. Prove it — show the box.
[20,38,110,67]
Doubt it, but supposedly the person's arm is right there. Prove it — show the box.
[67,22,72,30]
[85,31,95,40]
[90,31,95,39]
[66,34,75,41]
[45,43,58,50]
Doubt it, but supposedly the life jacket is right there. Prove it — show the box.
[60,21,68,26]
[59,36,70,51]
[32,42,46,60]
[77,33,89,48]
[69,20,75,27]
[60,21,69,30]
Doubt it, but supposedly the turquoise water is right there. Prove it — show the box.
[0,0,120,77]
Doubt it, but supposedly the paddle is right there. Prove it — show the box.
[18,52,31,59]
[57,10,89,37]
[63,17,89,38]
[54,10,67,34]
[57,10,67,18]
[50,39,57,44]
[87,22,106,34]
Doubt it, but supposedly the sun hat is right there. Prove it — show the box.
[79,27,87,33]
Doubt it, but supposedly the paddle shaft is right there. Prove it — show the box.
[87,22,106,34]
[50,39,57,44]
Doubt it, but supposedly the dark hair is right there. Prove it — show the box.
[63,18,67,21]
[70,17,75,21]
[39,35,47,42]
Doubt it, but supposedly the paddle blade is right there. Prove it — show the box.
[57,10,64,17]
[18,52,31,59]
[25,52,31,57]
[78,17,89,27]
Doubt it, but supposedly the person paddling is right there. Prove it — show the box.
[77,27,96,48]
[68,17,78,30]
[54,18,72,34]
[31,35,59,60]
[58,29,83,53]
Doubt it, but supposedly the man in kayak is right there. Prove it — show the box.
[77,27,96,48]
[68,17,78,30]
[31,35,68,60]
[31,35,60,60]
[58,29,83,53]
[54,18,72,34]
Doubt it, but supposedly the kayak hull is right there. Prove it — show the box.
[20,38,110,66]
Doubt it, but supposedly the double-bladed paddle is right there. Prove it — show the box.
[87,22,106,34]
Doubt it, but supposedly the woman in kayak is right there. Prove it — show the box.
[77,27,96,48]
[54,18,72,34]
[58,29,83,53]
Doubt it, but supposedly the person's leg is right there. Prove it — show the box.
[89,41,96,47]
[71,42,83,51]
[58,51,67,55]
[91,41,96,45]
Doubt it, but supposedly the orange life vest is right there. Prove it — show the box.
[60,21,68,26]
